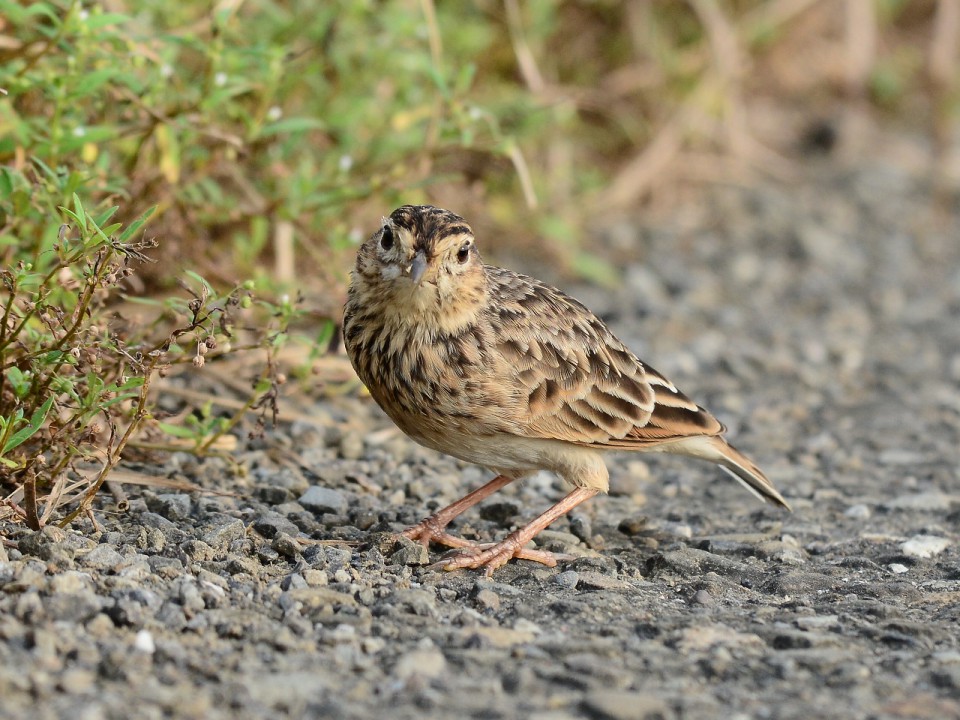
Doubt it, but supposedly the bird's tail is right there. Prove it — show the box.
[667,435,791,510]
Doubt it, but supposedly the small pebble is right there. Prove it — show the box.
[393,647,447,680]
[299,486,348,515]
[272,533,303,559]
[796,615,839,631]
[568,514,593,543]
[693,589,714,606]
[900,535,950,559]
[582,690,669,720]
[133,629,155,654]
[618,517,648,536]
[885,492,952,511]
[389,538,429,566]
[553,570,580,589]
[844,504,871,519]
[81,544,124,570]
[474,588,501,612]
[339,434,365,460]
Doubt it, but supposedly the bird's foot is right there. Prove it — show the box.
[434,532,571,577]
[400,515,451,547]
[401,521,564,573]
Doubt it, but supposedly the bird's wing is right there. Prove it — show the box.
[487,267,724,447]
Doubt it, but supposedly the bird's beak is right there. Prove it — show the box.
[409,250,428,285]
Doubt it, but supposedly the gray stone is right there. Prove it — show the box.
[43,591,103,623]
[17,526,68,560]
[393,646,447,680]
[884,491,952,511]
[80,544,124,570]
[553,570,580,589]
[693,589,715,605]
[298,486,348,515]
[389,537,429,566]
[139,512,187,544]
[251,512,300,538]
[582,690,671,720]
[900,535,950,559]
[272,533,302,558]
[201,519,245,550]
[146,493,193,520]
[339,434,364,460]
[473,588,501,611]
[796,615,841,631]
[844,504,871,519]
[576,571,631,591]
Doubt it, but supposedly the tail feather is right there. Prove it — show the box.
[666,435,791,510]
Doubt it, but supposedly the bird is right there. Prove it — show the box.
[342,204,789,576]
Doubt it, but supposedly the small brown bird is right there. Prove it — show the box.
[343,205,789,575]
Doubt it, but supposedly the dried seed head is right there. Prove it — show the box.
[192,355,205,368]
[58,267,79,290]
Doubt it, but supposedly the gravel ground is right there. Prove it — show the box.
[2,146,960,720]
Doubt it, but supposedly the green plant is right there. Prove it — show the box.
[0,189,294,529]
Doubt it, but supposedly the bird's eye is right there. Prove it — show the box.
[380,226,394,251]
[456,243,471,264]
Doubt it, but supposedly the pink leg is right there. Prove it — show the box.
[441,486,600,576]
[402,474,514,546]
[429,528,569,567]
[401,474,560,565]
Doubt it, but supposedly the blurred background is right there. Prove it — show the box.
[3,0,959,294]
[1,0,959,522]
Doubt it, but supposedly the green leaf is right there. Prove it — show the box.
[0,168,16,196]
[183,270,214,294]
[572,251,619,288]
[94,206,119,227]
[101,392,141,407]
[59,207,83,226]
[82,12,131,30]
[106,377,146,393]
[72,193,86,229]
[258,117,327,138]
[5,367,31,399]
[3,396,53,453]
[72,68,129,98]
[31,157,58,183]
[156,422,201,440]
[117,206,156,243]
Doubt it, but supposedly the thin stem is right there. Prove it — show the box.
[58,358,157,527]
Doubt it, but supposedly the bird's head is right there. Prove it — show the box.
[353,205,487,331]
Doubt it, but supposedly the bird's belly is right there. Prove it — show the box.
[407,428,610,492]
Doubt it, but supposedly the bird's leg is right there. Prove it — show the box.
[401,474,514,548]
[429,529,566,567]
[441,486,600,576]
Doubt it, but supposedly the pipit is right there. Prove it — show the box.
[343,205,789,575]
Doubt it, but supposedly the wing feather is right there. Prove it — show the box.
[487,267,723,447]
